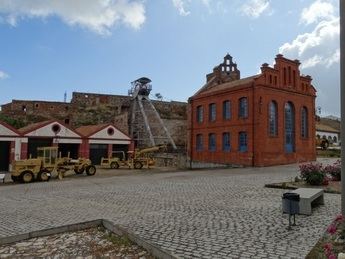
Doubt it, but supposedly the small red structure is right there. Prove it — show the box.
[0,121,21,171]
[76,124,132,165]
[188,54,316,167]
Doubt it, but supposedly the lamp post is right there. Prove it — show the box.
[340,0,345,215]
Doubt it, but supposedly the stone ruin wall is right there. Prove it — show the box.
[0,92,187,148]
[1,100,72,125]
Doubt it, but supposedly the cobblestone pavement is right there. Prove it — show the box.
[0,158,340,258]
[0,227,152,258]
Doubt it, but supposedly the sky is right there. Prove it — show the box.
[0,0,340,116]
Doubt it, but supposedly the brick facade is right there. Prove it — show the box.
[188,54,316,167]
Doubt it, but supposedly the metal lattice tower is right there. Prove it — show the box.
[129,77,176,149]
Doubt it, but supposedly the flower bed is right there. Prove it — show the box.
[306,214,345,259]
[299,160,341,186]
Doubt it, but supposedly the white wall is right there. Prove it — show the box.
[316,131,339,143]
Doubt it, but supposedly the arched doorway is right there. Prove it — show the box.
[285,102,295,153]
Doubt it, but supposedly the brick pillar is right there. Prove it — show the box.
[129,141,135,152]
[108,144,113,158]
[21,142,28,159]
[79,139,90,159]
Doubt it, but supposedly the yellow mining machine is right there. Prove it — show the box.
[316,137,329,150]
[101,145,166,169]
[11,147,96,183]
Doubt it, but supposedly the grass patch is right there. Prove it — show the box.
[97,226,133,246]
[103,233,132,247]
[317,149,341,158]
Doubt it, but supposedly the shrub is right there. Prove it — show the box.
[323,160,341,181]
[299,162,325,185]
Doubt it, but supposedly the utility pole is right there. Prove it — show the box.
[340,0,345,215]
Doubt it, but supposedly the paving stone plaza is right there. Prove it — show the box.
[0,159,340,258]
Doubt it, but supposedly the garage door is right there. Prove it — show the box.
[28,138,53,158]
[89,144,108,165]
[0,141,10,171]
[58,144,79,159]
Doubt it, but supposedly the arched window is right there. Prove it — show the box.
[301,107,308,138]
[196,134,203,151]
[239,97,248,118]
[269,101,278,136]
[239,132,248,152]
[209,103,216,122]
[196,106,203,123]
[223,100,231,120]
[285,102,295,153]
[222,132,231,151]
[333,136,337,143]
[208,133,216,152]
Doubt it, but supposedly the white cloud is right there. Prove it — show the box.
[279,0,340,115]
[0,70,9,79]
[172,0,190,16]
[279,16,339,69]
[300,0,335,25]
[240,0,271,18]
[171,0,218,16]
[0,0,146,35]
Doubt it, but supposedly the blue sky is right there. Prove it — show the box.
[0,0,340,115]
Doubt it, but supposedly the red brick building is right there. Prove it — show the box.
[188,54,316,167]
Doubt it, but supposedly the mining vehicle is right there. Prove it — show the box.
[11,147,96,183]
[316,137,329,150]
[101,145,166,169]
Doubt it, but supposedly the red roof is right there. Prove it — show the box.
[0,120,20,135]
[75,124,109,137]
[316,123,339,133]
[18,120,82,137]
[18,120,53,134]
[75,124,130,139]
[192,75,258,98]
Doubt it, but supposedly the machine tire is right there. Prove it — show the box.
[74,167,84,174]
[134,161,143,169]
[38,170,50,182]
[11,175,19,183]
[86,165,96,176]
[20,171,34,183]
[321,140,329,150]
[110,162,119,169]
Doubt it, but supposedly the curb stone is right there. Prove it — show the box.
[0,219,179,259]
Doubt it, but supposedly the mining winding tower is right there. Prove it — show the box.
[129,77,177,149]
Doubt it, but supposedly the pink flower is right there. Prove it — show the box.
[328,253,336,259]
[324,242,333,252]
[335,214,344,222]
[327,224,337,235]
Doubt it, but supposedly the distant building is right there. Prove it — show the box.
[316,123,339,144]
[188,54,317,167]
[0,119,132,170]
